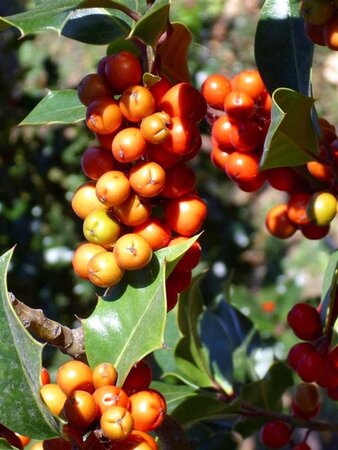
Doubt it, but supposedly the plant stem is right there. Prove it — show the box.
[9,292,85,359]
[239,401,338,433]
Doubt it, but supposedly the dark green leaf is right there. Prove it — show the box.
[255,0,314,96]
[198,310,233,394]
[20,90,85,126]
[0,249,60,439]
[150,381,196,414]
[234,416,266,439]
[152,308,181,377]
[260,88,318,170]
[0,439,15,450]
[320,250,338,335]
[240,361,293,411]
[0,0,136,38]
[129,0,170,47]
[83,236,199,385]
[62,9,130,44]
[171,394,241,426]
[175,337,215,388]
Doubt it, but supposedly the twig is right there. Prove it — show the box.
[240,402,338,433]
[9,293,85,359]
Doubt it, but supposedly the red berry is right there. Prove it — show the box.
[260,420,291,449]
[287,342,315,370]
[287,303,322,341]
[297,350,325,383]
[293,443,312,450]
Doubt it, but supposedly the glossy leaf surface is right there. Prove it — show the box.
[260,88,318,170]
[20,90,85,126]
[255,0,313,96]
[83,236,200,385]
[0,249,60,439]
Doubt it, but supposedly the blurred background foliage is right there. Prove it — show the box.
[1,1,338,448]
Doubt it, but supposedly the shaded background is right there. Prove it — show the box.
[1,1,338,449]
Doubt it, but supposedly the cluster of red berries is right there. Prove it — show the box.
[201,69,271,192]
[38,359,163,449]
[287,302,338,400]
[300,0,338,49]
[260,382,322,449]
[71,50,207,307]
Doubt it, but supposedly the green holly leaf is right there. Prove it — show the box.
[83,236,200,385]
[61,9,130,44]
[129,0,170,47]
[150,381,196,414]
[0,439,15,450]
[320,250,338,335]
[255,0,314,96]
[0,249,60,439]
[0,0,138,38]
[260,88,318,170]
[240,361,293,411]
[171,394,241,426]
[20,90,85,126]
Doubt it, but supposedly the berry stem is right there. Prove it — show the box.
[239,402,338,433]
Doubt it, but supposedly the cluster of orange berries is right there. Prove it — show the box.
[265,118,338,240]
[37,359,163,449]
[287,302,338,401]
[201,69,271,193]
[201,70,338,241]
[300,0,338,49]
[71,50,207,305]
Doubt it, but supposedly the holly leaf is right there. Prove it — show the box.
[20,90,85,126]
[0,0,136,38]
[150,381,196,414]
[197,309,233,394]
[83,236,200,385]
[171,394,241,426]
[129,0,170,47]
[320,250,338,335]
[240,361,293,411]
[0,249,60,439]
[260,88,318,170]
[255,0,314,96]
[61,9,130,44]
[156,22,191,83]
[0,439,15,450]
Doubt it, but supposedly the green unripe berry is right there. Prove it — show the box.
[306,191,337,226]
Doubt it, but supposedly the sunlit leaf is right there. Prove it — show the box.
[129,0,170,47]
[255,0,313,96]
[0,249,60,439]
[83,236,200,385]
[20,90,85,126]
[260,88,318,170]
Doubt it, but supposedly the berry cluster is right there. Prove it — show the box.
[287,303,338,399]
[265,117,338,240]
[300,0,338,49]
[201,70,338,241]
[201,69,271,192]
[259,383,321,449]
[38,359,163,449]
[71,50,207,304]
